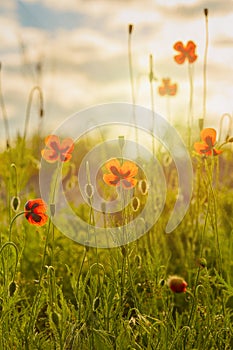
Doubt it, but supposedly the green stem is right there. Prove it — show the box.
[0,62,10,148]
[203,9,209,127]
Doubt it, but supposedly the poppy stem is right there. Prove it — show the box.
[0,62,11,149]
[8,211,26,242]
[187,63,194,148]
[203,8,209,126]
[149,54,156,156]
[23,85,44,142]
[128,24,139,156]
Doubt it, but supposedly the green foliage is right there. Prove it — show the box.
[0,131,233,350]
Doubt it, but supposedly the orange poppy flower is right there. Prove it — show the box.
[24,198,48,226]
[158,78,177,96]
[167,275,188,293]
[103,159,138,189]
[41,135,74,163]
[173,40,197,64]
[194,128,222,156]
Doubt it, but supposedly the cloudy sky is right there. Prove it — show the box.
[0,0,232,146]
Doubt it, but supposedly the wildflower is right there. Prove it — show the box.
[173,41,197,64]
[194,128,222,156]
[41,135,74,163]
[158,78,177,96]
[24,198,48,226]
[167,275,188,293]
[103,159,138,189]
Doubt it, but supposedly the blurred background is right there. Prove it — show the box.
[0,0,232,145]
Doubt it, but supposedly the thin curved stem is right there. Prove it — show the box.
[23,85,44,142]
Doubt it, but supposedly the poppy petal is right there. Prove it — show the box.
[213,148,223,156]
[174,54,186,64]
[105,159,121,173]
[194,142,210,155]
[44,135,60,149]
[121,161,138,177]
[186,40,198,63]
[60,138,75,154]
[103,174,120,186]
[41,149,59,163]
[158,86,166,96]
[32,199,47,214]
[173,41,184,51]
[26,212,48,226]
[201,128,216,145]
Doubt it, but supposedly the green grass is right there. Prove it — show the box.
[0,133,233,350]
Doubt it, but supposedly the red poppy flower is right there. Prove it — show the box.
[24,199,48,226]
[167,275,188,293]
[158,78,177,96]
[41,135,74,163]
[194,128,222,156]
[103,159,138,189]
[173,41,197,64]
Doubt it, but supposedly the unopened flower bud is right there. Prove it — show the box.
[167,275,188,293]
[128,24,133,34]
[11,196,20,212]
[8,281,18,297]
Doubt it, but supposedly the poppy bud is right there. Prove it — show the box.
[8,281,18,297]
[11,196,21,212]
[198,118,204,131]
[51,311,60,327]
[138,179,149,195]
[85,183,94,199]
[128,24,133,34]
[167,275,188,293]
[131,196,140,212]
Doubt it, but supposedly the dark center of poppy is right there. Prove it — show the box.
[110,166,130,179]
[205,136,213,148]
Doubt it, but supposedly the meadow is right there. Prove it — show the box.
[1,16,233,350]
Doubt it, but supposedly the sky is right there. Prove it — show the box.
[0,0,233,147]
